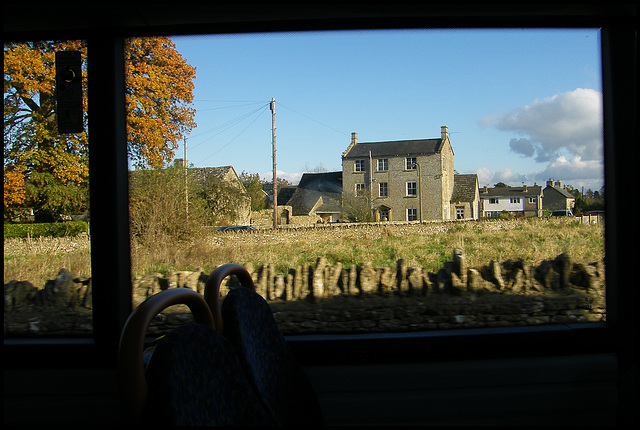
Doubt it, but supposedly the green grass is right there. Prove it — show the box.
[5,218,605,286]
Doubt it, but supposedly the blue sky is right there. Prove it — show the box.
[172,28,603,191]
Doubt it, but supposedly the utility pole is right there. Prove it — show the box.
[184,136,188,220]
[270,98,277,228]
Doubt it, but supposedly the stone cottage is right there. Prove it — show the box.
[542,179,576,212]
[177,161,251,225]
[286,171,343,223]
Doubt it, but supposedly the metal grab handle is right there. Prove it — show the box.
[204,264,256,333]
[117,288,215,424]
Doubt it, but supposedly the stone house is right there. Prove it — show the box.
[341,126,460,222]
[182,162,252,225]
[286,171,343,223]
[542,179,576,211]
[479,184,543,218]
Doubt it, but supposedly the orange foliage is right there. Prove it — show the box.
[3,166,27,208]
[4,37,196,213]
[125,37,196,169]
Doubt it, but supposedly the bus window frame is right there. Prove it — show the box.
[3,6,636,373]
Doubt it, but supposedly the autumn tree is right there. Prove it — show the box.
[125,38,196,169]
[4,37,196,221]
[4,40,88,221]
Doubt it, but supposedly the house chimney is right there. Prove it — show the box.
[441,126,448,141]
[523,184,527,192]
[555,180,562,188]
[343,132,358,158]
[546,179,554,187]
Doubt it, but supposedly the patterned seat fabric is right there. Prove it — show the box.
[143,323,278,426]
[222,287,324,426]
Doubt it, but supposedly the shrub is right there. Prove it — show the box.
[3,221,89,238]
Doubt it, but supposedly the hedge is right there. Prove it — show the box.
[4,221,89,239]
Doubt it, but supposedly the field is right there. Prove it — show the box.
[4,217,604,288]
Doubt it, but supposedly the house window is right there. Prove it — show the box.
[377,158,388,171]
[354,159,366,172]
[489,198,498,204]
[510,197,521,204]
[379,182,388,197]
[355,183,366,197]
[528,197,536,204]
[406,181,417,196]
[406,157,417,170]
[407,208,418,221]
[456,206,464,219]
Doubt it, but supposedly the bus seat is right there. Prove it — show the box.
[205,264,325,426]
[117,287,277,425]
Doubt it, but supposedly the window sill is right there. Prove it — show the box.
[4,322,614,369]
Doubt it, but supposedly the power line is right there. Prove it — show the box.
[187,103,269,151]
[194,100,267,112]
[194,105,269,165]
[185,99,349,168]
[193,99,267,104]
[277,102,349,137]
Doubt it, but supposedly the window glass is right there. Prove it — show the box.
[407,208,418,221]
[379,182,388,197]
[406,157,417,170]
[4,40,91,337]
[406,181,417,196]
[126,29,604,337]
[5,29,604,338]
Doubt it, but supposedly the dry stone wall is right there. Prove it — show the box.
[4,249,605,336]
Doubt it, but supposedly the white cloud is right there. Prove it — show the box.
[475,88,605,191]
[261,170,303,186]
[475,155,604,191]
[481,88,603,162]
[475,166,528,187]
[475,166,493,187]
[534,155,604,189]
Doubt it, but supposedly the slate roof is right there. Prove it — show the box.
[275,186,297,206]
[543,184,575,199]
[342,138,444,158]
[286,171,342,216]
[451,174,479,203]
[190,165,236,182]
[480,185,543,198]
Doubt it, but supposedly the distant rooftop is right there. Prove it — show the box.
[343,138,443,158]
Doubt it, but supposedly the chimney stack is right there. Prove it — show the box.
[343,132,359,158]
[441,126,448,141]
